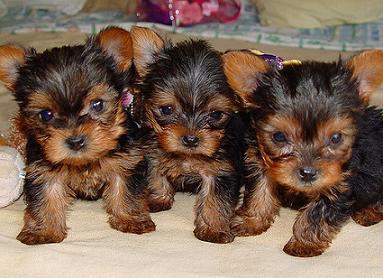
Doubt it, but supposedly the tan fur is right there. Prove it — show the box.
[135,31,242,243]
[104,175,154,234]
[28,91,58,112]
[131,26,165,76]
[8,112,27,158]
[17,142,154,244]
[96,27,133,72]
[146,157,175,212]
[0,44,25,90]
[346,50,383,104]
[258,114,356,195]
[147,147,236,243]
[194,174,235,243]
[82,84,116,113]
[234,106,358,256]
[157,124,224,157]
[231,147,280,236]
[8,26,155,245]
[283,199,343,257]
[352,202,383,226]
[17,164,69,245]
[222,51,269,108]
[152,153,234,179]
[38,100,125,166]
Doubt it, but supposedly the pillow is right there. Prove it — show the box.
[81,0,136,14]
[253,0,383,28]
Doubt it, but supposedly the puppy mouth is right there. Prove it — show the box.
[296,181,317,189]
[45,137,114,166]
[66,147,88,156]
[287,175,335,193]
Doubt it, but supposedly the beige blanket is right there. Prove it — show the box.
[0,32,382,278]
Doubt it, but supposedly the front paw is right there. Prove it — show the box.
[148,197,173,213]
[230,215,272,237]
[194,226,234,244]
[352,210,383,227]
[283,237,326,257]
[109,216,156,234]
[17,229,66,245]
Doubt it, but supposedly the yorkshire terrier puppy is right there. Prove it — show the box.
[0,27,155,245]
[222,49,383,256]
[130,27,246,243]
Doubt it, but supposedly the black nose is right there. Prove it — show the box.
[182,135,199,147]
[299,167,318,182]
[66,135,86,151]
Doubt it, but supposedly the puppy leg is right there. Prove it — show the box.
[283,191,352,257]
[231,174,280,236]
[352,202,383,226]
[147,163,175,212]
[104,171,155,234]
[194,174,239,244]
[17,175,68,245]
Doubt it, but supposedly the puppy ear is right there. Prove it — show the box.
[345,49,383,104]
[95,26,133,72]
[222,51,269,108]
[0,44,26,91]
[130,26,165,77]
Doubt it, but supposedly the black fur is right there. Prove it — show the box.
[16,40,143,167]
[251,61,383,212]
[139,39,246,243]
[238,58,383,256]
[141,39,246,192]
[252,61,362,134]
[10,29,156,245]
[347,106,383,211]
[140,39,240,112]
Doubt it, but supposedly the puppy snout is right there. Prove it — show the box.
[66,135,86,151]
[298,166,318,183]
[182,135,199,148]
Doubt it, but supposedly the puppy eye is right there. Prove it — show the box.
[39,110,53,122]
[209,111,224,120]
[160,106,173,115]
[330,132,342,145]
[91,99,104,112]
[272,131,287,143]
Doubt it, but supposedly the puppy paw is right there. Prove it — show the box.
[353,217,380,227]
[283,237,326,257]
[194,226,234,244]
[148,198,173,213]
[352,210,383,227]
[17,229,66,245]
[230,215,271,236]
[109,216,156,234]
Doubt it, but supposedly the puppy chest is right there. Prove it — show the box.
[64,169,107,199]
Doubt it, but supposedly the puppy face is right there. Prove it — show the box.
[223,50,383,193]
[254,62,360,192]
[0,27,134,166]
[131,27,240,157]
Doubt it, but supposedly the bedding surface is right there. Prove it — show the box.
[0,31,382,278]
[1,0,383,51]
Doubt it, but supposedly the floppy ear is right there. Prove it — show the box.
[95,26,133,72]
[345,49,383,104]
[0,44,26,91]
[130,26,165,77]
[222,51,269,108]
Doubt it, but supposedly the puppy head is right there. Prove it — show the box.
[224,50,383,193]
[131,27,241,157]
[0,26,134,166]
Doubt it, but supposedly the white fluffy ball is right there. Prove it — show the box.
[0,146,24,208]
